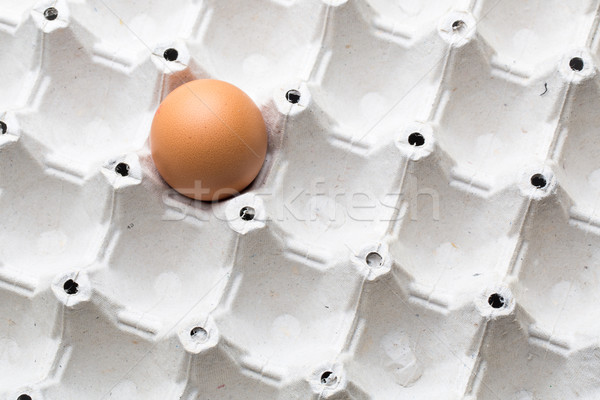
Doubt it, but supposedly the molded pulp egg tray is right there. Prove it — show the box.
[2,0,600,399]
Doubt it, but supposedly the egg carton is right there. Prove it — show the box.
[2,0,600,399]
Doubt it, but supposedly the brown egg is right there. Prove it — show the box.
[150,79,268,201]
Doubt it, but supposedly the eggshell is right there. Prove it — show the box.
[150,79,267,201]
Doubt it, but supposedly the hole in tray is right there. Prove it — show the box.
[63,279,79,295]
[0,121,6,134]
[239,206,255,221]
[530,174,547,189]
[321,370,336,385]
[17,395,32,400]
[286,89,301,104]
[44,7,58,21]
[488,293,505,309]
[365,252,383,268]
[115,162,130,177]
[408,132,425,146]
[190,326,208,342]
[569,57,584,72]
[163,48,178,62]
[452,20,465,31]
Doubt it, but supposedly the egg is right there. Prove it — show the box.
[150,79,268,201]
